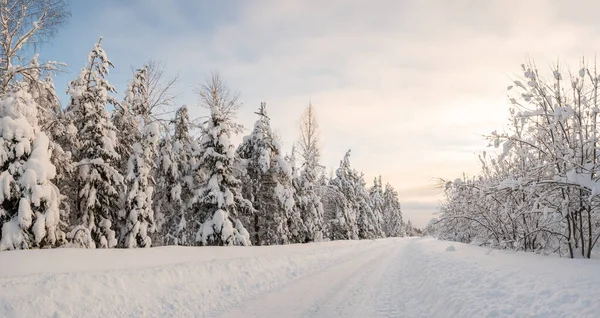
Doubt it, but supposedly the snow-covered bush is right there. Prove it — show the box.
[438,60,600,258]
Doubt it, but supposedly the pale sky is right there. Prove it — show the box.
[39,0,600,227]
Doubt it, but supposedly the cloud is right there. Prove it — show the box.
[42,0,600,227]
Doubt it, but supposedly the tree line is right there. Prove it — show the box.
[0,0,406,250]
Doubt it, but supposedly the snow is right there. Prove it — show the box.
[1,237,600,317]
[0,220,23,251]
[498,179,520,190]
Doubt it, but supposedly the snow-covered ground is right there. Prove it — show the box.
[1,237,599,318]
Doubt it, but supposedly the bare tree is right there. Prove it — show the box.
[196,71,243,133]
[298,102,322,179]
[140,59,179,116]
[0,0,70,94]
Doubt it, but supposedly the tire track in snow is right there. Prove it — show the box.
[373,243,410,318]
[301,240,401,317]
[218,238,407,318]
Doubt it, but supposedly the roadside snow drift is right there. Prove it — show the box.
[1,237,600,317]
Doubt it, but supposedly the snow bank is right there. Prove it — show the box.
[0,240,384,317]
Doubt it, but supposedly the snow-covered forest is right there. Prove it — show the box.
[432,62,600,259]
[0,0,407,251]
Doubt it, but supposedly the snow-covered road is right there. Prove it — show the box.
[1,238,599,317]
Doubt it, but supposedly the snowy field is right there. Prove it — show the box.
[1,238,600,318]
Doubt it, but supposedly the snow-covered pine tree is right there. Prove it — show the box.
[382,182,403,237]
[294,103,325,242]
[22,55,74,233]
[121,122,159,247]
[237,102,299,245]
[356,173,384,239]
[405,220,417,236]
[0,83,63,250]
[289,151,324,243]
[369,176,386,238]
[320,182,349,241]
[22,56,61,131]
[112,67,143,244]
[65,38,123,248]
[119,67,160,248]
[111,86,141,174]
[327,150,359,240]
[154,105,194,246]
[189,73,250,246]
[285,147,302,243]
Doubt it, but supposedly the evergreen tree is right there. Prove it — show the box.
[237,103,298,245]
[405,220,419,236]
[22,55,74,235]
[119,67,159,247]
[327,150,359,240]
[294,103,325,242]
[356,173,384,239]
[382,182,403,237]
[0,83,63,250]
[111,89,140,174]
[154,105,193,246]
[290,149,324,243]
[189,73,250,246]
[65,39,123,248]
[121,123,159,247]
[369,176,386,237]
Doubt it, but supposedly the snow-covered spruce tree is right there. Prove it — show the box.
[294,166,326,243]
[0,0,72,230]
[355,172,384,239]
[22,55,74,232]
[0,83,63,250]
[404,220,422,236]
[237,102,299,245]
[320,182,348,240]
[65,39,123,248]
[118,67,161,248]
[22,56,61,131]
[382,182,403,237]
[405,220,415,236]
[294,103,325,242]
[287,147,324,243]
[154,105,194,246]
[326,150,359,240]
[111,84,141,174]
[368,176,386,238]
[284,148,301,242]
[188,73,250,246]
[112,67,143,244]
[121,122,159,248]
